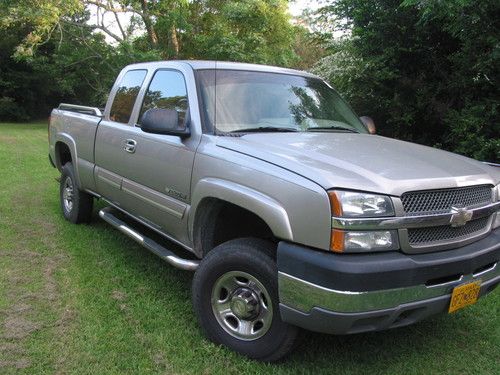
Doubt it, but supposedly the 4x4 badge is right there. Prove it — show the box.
[450,206,473,227]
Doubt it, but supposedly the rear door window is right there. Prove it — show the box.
[109,70,147,124]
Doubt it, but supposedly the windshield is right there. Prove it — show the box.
[196,69,367,134]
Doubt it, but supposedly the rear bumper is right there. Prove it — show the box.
[277,228,500,334]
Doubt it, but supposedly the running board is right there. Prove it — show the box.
[99,207,199,271]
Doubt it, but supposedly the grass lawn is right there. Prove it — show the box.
[0,122,499,374]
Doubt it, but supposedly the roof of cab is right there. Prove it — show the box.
[124,60,319,79]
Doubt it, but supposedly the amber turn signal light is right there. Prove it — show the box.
[330,229,344,252]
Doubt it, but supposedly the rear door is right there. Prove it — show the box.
[94,69,147,206]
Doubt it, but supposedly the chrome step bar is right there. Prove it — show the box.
[99,207,199,271]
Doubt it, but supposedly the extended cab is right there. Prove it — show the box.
[48,61,500,361]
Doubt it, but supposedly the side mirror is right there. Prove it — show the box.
[140,108,190,138]
[360,116,376,134]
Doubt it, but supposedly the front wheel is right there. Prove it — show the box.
[192,238,298,362]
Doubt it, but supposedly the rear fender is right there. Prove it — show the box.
[54,133,81,188]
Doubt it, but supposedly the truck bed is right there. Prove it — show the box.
[49,105,102,191]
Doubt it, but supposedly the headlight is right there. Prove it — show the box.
[331,229,399,253]
[329,190,394,217]
[328,190,397,252]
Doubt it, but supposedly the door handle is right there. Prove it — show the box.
[124,139,137,153]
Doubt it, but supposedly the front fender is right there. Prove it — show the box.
[189,178,293,242]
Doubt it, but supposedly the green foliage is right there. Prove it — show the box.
[0,1,298,121]
[0,21,114,120]
[2,0,498,162]
[290,24,326,70]
[178,0,297,66]
[446,102,500,162]
[0,0,82,58]
[313,0,500,162]
[0,28,60,121]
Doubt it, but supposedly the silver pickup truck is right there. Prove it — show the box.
[48,61,500,361]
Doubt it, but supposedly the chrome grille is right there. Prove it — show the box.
[408,217,490,246]
[401,185,493,216]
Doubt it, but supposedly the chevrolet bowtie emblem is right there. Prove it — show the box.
[449,206,473,227]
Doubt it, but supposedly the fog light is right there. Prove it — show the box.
[331,229,398,252]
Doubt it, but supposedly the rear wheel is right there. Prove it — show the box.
[60,162,93,223]
[192,238,298,362]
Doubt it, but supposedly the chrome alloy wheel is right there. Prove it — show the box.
[211,271,273,341]
[62,176,74,212]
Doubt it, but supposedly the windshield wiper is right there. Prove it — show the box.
[229,126,298,133]
[306,126,358,133]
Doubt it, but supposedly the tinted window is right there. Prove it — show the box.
[139,70,188,128]
[109,70,147,123]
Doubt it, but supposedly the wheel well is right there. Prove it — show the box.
[193,198,276,258]
[55,142,72,168]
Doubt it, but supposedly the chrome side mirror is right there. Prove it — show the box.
[360,116,376,134]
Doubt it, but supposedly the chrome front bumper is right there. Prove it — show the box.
[279,262,499,314]
[277,231,500,334]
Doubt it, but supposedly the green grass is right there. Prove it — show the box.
[0,122,499,374]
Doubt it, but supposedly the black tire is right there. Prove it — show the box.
[192,238,299,362]
[59,162,93,223]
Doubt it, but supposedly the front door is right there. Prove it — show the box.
[95,68,197,246]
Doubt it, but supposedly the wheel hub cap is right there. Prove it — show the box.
[62,176,74,212]
[229,288,260,320]
[211,271,273,341]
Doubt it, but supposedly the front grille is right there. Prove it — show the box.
[401,185,493,216]
[408,216,490,246]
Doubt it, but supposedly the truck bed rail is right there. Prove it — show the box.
[58,103,103,117]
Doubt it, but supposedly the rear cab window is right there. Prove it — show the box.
[138,70,189,129]
[109,69,147,124]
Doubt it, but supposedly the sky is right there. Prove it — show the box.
[289,0,321,16]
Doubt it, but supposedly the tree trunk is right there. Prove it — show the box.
[140,0,158,48]
[170,25,179,57]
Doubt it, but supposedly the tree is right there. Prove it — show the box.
[1,0,297,64]
[312,0,499,162]
[179,0,297,66]
[0,0,82,58]
[0,5,161,121]
[0,19,116,120]
[290,21,326,70]
[0,0,300,121]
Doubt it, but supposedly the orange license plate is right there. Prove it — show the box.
[448,281,481,313]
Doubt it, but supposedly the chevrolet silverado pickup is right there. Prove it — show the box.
[48,61,500,361]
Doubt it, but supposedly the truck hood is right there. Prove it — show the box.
[217,133,500,196]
